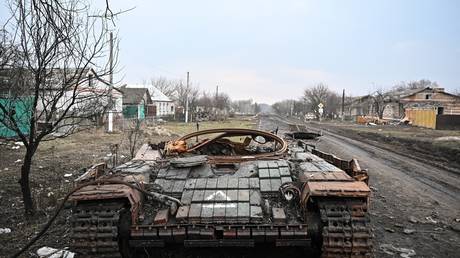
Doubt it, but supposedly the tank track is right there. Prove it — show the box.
[70,202,125,258]
[318,199,372,258]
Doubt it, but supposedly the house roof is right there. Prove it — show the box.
[120,86,151,105]
[124,84,172,102]
[0,67,111,93]
[400,87,460,100]
[150,86,172,102]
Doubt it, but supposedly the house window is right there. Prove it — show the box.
[425,94,432,100]
[438,107,444,115]
[171,106,174,112]
[88,74,94,87]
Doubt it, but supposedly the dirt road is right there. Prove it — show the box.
[259,114,460,258]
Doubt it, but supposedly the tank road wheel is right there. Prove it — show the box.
[305,209,323,254]
[118,207,133,258]
[317,199,372,258]
[70,201,133,258]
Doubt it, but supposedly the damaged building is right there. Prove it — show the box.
[400,87,460,129]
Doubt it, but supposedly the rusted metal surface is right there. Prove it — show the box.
[312,148,369,183]
[133,143,162,161]
[69,183,142,223]
[70,202,124,258]
[68,126,372,257]
[74,163,107,183]
[167,128,288,159]
[303,181,370,198]
[318,199,372,257]
[300,171,354,182]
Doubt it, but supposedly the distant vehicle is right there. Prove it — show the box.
[68,128,372,257]
[304,113,316,121]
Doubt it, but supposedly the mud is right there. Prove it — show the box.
[1,116,459,257]
[260,114,460,258]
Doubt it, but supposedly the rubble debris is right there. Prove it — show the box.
[408,216,418,223]
[385,227,395,233]
[369,186,378,192]
[14,159,22,163]
[434,136,460,142]
[154,209,170,225]
[394,223,404,228]
[450,223,460,232]
[431,234,440,241]
[36,246,75,258]
[403,228,416,234]
[152,126,172,137]
[64,173,73,178]
[11,146,20,150]
[380,244,416,257]
[15,141,24,146]
[0,228,12,234]
[425,216,438,224]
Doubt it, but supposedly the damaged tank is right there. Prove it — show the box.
[68,127,372,257]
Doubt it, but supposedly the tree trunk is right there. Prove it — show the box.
[19,146,36,217]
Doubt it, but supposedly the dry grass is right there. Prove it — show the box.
[323,121,460,140]
[162,118,256,136]
[0,117,257,256]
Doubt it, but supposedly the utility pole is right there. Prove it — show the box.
[107,32,114,132]
[185,71,189,123]
[341,89,345,121]
[215,85,219,109]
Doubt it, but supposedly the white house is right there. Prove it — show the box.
[39,68,123,116]
[151,87,174,117]
[125,84,175,117]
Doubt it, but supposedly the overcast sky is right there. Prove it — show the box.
[2,0,460,103]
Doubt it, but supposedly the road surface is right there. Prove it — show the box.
[259,114,460,258]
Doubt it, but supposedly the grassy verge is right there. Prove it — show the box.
[162,118,256,136]
[316,121,460,170]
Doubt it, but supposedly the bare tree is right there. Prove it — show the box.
[0,0,116,216]
[272,99,295,116]
[196,91,213,111]
[454,88,460,97]
[371,88,390,119]
[214,92,231,110]
[393,79,439,91]
[174,81,200,116]
[126,118,143,159]
[149,76,177,98]
[231,99,254,114]
[303,83,330,119]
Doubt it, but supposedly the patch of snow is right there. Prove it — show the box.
[434,136,460,142]
[36,246,75,258]
[0,228,11,234]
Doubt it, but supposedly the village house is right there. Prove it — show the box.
[344,87,423,121]
[0,68,121,137]
[150,86,175,117]
[124,84,175,118]
[120,86,153,119]
[400,87,460,129]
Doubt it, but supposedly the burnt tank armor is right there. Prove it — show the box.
[68,127,372,257]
